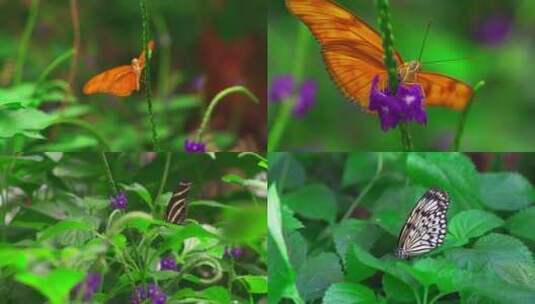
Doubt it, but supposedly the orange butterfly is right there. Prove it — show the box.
[286,0,473,110]
[83,41,155,97]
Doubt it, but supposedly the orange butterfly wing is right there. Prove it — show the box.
[286,0,403,108]
[83,41,155,97]
[416,72,473,110]
[287,0,473,111]
[83,65,139,97]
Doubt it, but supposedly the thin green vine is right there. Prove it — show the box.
[99,152,118,195]
[268,23,309,152]
[14,0,40,85]
[453,80,486,151]
[376,0,413,151]
[195,85,259,143]
[140,0,159,151]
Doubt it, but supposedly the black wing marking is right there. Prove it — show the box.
[395,188,450,259]
[165,181,192,224]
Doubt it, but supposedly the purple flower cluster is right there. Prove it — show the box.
[184,139,206,153]
[269,75,317,118]
[131,283,167,304]
[473,14,512,46]
[225,246,244,259]
[369,75,427,131]
[160,255,179,271]
[71,272,102,302]
[110,192,127,210]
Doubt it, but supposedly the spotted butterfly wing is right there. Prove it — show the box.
[395,188,450,259]
[165,181,192,224]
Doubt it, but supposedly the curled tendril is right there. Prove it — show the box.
[184,254,223,285]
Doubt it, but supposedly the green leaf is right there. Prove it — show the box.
[0,108,55,138]
[173,286,231,304]
[382,274,414,303]
[107,211,155,235]
[296,252,344,301]
[221,174,244,184]
[344,247,376,283]
[400,258,466,293]
[15,268,84,304]
[269,153,306,191]
[448,210,504,246]
[38,219,94,242]
[221,205,266,242]
[282,184,337,223]
[237,275,267,294]
[405,153,482,210]
[267,185,302,304]
[480,172,534,211]
[506,207,535,241]
[342,153,378,187]
[281,204,304,232]
[323,282,377,304]
[333,219,381,259]
[446,233,533,275]
[286,231,308,271]
[121,183,153,207]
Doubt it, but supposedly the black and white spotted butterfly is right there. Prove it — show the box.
[395,188,450,259]
[165,181,192,224]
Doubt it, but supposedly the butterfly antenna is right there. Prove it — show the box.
[422,57,473,65]
[417,20,433,62]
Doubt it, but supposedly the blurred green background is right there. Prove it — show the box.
[0,0,266,151]
[268,0,535,151]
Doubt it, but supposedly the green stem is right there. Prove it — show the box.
[376,0,412,151]
[155,152,172,205]
[453,81,485,151]
[268,24,309,152]
[34,48,74,91]
[195,85,259,142]
[99,152,118,195]
[423,286,429,304]
[428,292,447,304]
[140,0,159,151]
[14,0,40,85]
[342,153,383,220]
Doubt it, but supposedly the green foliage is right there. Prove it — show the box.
[268,152,535,303]
[0,153,267,303]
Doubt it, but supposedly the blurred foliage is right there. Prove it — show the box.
[268,152,535,303]
[0,0,267,151]
[269,0,535,151]
[0,152,267,303]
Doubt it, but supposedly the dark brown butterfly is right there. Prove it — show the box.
[165,181,192,224]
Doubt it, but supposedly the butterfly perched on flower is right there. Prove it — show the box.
[395,188,450,259]
[285,0,473,112]
[165,181,192,225]
[83,41,155,97]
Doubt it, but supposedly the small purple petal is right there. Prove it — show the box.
[71,272,102,301]
[369,75,427,131]
[110,192,127,210]
[269,75,295,102]
[225,246,244,259]
[292,79,317,118]
[184,139,206,153]
[160,255,178,271]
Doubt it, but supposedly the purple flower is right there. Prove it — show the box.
[184,139,206,153]
[110,192,127,210]
[131,283,167,304]
[225,246,244,259]
[160,255,179,271]
[369,75,426,131]
[269,75,294,102]
[293,79,317,118]
[71,272,102,302]
[473,14,512,46]
[191,75,207,91]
